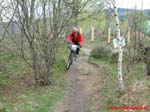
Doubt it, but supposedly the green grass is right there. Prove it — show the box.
[87,38,150,111]
[85,37,109,47]
[2,87,65,112]
[89,57,120,112]
[89,55,150,112]
[0,49,32,91]
[0,42,68,112]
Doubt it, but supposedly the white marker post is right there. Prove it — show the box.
[91,27,94,42]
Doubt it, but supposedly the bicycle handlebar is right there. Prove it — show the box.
[70,44,80,52]
[71,44,80,48]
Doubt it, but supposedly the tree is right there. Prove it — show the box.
[113,0,125,92]
[0,0,78,86]
[1,0,98,86]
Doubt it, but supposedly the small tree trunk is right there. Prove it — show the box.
[30,46,39,85]
[43,44,51,86]
[145,47,150,75]
[44,57,51,85]
[113,0,125,92]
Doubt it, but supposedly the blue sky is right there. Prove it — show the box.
[116,0,150,9]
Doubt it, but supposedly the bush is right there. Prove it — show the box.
[90,46,111,59]
[111,49,129,63]
[90,46,129,63]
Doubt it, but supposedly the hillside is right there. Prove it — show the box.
[105,8,150,21]
[118,8,150,20]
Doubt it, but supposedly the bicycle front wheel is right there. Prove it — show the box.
[66,52,73,70]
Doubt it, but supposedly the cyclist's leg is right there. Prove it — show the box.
[76,47,80,55]
[69,50,74,64]
[74,46,79,61]
[68,50,72,61]
[74,42,80,55]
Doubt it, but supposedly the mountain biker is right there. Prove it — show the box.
[66,27,84,55]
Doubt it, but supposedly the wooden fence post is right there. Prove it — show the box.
[127,27,131,47]
[79,27,82,34]
[91,26,94,42]
[107,27,111,44]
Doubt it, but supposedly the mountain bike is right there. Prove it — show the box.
[66,44,80,70]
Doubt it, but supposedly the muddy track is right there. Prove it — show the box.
[52,47,104,112]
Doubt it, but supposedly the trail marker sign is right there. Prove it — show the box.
[113,37,126,48]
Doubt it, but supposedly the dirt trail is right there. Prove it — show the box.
[52,46,105,112]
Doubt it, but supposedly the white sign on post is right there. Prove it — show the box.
[113,37,126,48]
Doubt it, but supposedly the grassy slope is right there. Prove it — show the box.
[89,38,150,112]
[0,42,68,112]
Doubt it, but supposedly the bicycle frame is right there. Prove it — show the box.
[66,45,79,70]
